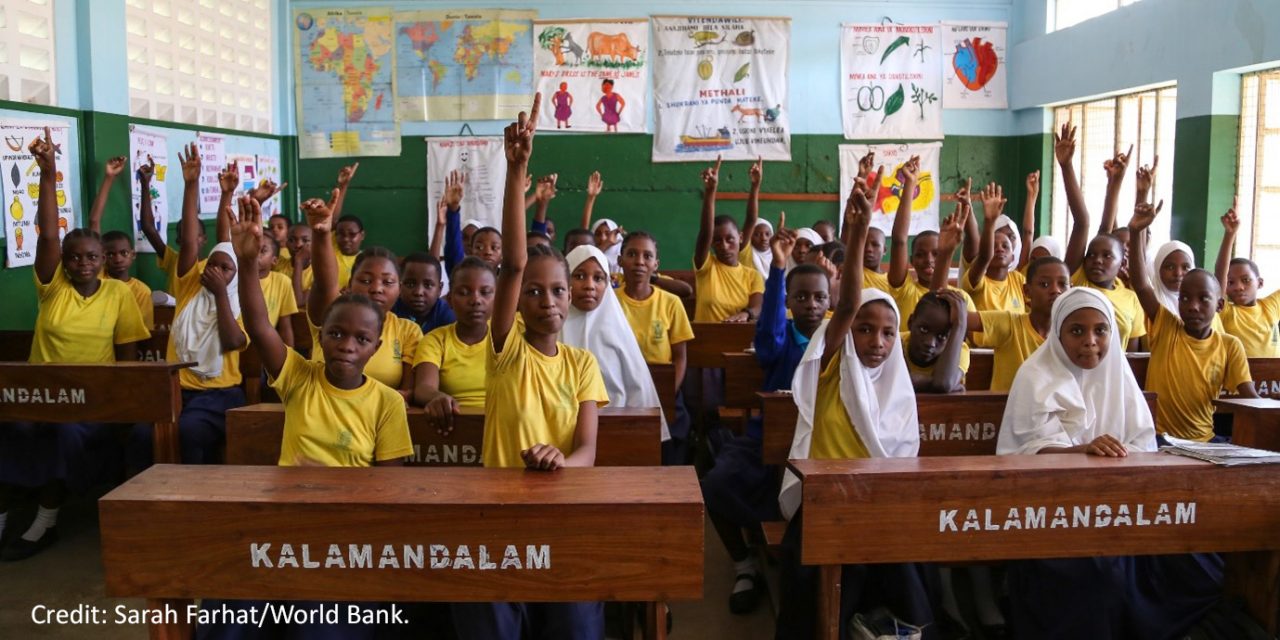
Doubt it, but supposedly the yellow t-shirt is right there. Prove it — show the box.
[272,349,413,467]
[260,271,300,328]
[693,256,765,322]
[901,331,971,381]
[275,246,292,271]
[30,267,151,364]
[414,323,490,408]
[963,269,1027,314]
[1070,271,1146,346]
[888,278,977,332]
[309,312,421,389]
[976,311,1046,391]
[863,268,891,293]
[1220,291,1280,358]
[1146,307,1252,441]
[122,276,155,331]
[336,251,358,290]
[482,334,609,469]
[617,287,695,365]
[274,260,315,292]
[167,263,248,390]
[809,352,871,460]
[157,245,206,295]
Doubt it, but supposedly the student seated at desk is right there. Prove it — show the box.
[1216,202,1280,356]
[413,258,495,431]
[86,156,154,331]
[903,206,971,393]
[393,252,454,335]
[692,156,764,324]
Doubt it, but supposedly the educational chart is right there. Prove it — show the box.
[533,18,648,134]
[396,9,537,121]
[1,121,75,268]
[294,8,400,159]
[941,22,1007,109]
[652,15,791,162]
[129,126,168,255]
[256,155,282,218]
[838,143,942,236]
[425,137,508,233]
[226,153,259,202]
[840,24,943,140]
[196,133,226,213]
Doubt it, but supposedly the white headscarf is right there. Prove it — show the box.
[592,218,622,274]
[779,289,919,520]
[462,218,485,233]
[1029,236,1063,260]
[1150,241,1194,315]
[788,227,824,272]
[747,219,774,278]
[997,288,1156,456]
[173,242,241,380]
[992,215,1023,270]
[563,246,668,440]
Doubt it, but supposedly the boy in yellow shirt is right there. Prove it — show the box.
[1216,203,1280,356]
[692,155,765,323]
[968,256,1070,391]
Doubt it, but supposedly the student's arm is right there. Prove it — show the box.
[331,163,358,220]
[580,170,602,231]
[176,142,202,278]
[88,156,126,235]
[215,161,239,244]
[1098,145,1133,236]
[1055,124,1090,272]
[29,129,60,284]
[1216,197,1239,291]
[671,341,688,391]
[693,157,721,270]
[290,245,310,307]
[136,158,167,256]
[844,152,876,246]
[563,401,599,468]
[276,313,295,348]
[441,171,465,273]
[960,179,980,264]
[1038,434,1129,457]
[531,173,556,234]
[653,276,693,299]
[492,95,540,353]
[886,159,915,288]
[414,362,460,432]
[1236,381,1261,399]
[932,201,970,293]
[230,196,285,377]
[1134,156,1158,209]
[429,191,447,260]
[755,218,795,365]
[1020,170,1039,267]
[741,156,762,246]
[967,182,1006,288]
[823,179,872,369]
[303,190,341,327]
[930,289,968,393]
[202,256,248,353]
[114,341,138,363]
[1126,199,1165,322]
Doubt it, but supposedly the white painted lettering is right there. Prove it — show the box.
[1175,502,1196,525]
[962,509,980,532]
[939,509,958,532]
[325,544,345,568]
[1025,507,1046,529]
[429,545,450,569]
[1155,503,1172,525]
[1003,508,1022,530]
[404,545,424,569]
[501,545,523,570]
[250,543,272,568]
[478,545,497,570]
[526,544,551,570]
[1113,504,1133,527]
[378,545,400,569]
[1094,504,1112,528]
[453,545,475,570]
[349,544,372,569]
[277,543,299,568]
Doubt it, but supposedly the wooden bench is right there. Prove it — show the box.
[967,349,993,390]
[100,464,704,640]
[1215,398,1280,452]
[687,322,755,370]
[225,405,663,467]
[790,454,1280,639]
[0,362,191,463]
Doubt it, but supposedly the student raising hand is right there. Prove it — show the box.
[1216,196,1240,290]
[693,154,723,270]
[29,127,61,285]
[770,212,796,269]
[824,177,873,369]
[302,189,341,327]
[1135,156,1159,205]
[251,178,287,204]
[230,195,286,379]
[1126,197,1166,323]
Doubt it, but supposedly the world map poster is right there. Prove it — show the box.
[293,8,401,159]
[396,9,537,121]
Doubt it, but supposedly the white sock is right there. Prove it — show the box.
[20,506,57,542]
[970,566,1006,626]
[732,557,759,594]
[0,511,7,540]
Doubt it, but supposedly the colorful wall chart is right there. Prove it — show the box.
[129,126,168,254]
[941,22,1007,109]
[652,15,791,162]
[196,133,226,214]
[533,18,649,134]
[2,121,75,268]
[840,24,943,140]
[426,137,508,233]
[838,143,942,236]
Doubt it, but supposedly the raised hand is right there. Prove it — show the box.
[1053,122,1077,165]
[848,178,874,234]
[251,178,286,203]
[218,160,239,194]
[858,151,876,180]
[179,141,201,183]
[28,127,55,175]
[229,195,264,264]
[701,155,722,195]
[1025,170,1040,197]
[955,176,973,210]
[748,156,763,189]
[770,212,796,268]
[1129,199,1164,232]
[979,182,1006,221]
[938,203,969,250]
[937,288,966,326]
[301,189,339,233]
[1135,156,1159,199]
[104,156,127,179]
[444,170,465,209]
[535,173,558,204]
[898,155,921,184]
[1104,144,1134,182]
[586,170,603,198]
[503,93,541,165]
[1221,196,1240,235]
[137,155,156,184]
[336,162,360,189]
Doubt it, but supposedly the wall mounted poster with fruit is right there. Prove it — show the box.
[2,120,76,269]
[533,18,649,134]
[129,126,169,255]
[651,15,790,162]
[840,24,942,140]
[941,21,1007,109]
[838,142,942,236]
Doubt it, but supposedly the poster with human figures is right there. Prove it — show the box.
[652,15,791,162]
[533,18,649,134]
[838,143,942,236]
[840,24,943,140]
[941,22,1007,109]
[2,120,76,268]
[129,126,169,254]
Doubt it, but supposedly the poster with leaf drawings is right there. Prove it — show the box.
[533,18,649,133]
[941,21,1007,109]
[840,24,942,140]
[838,143,942,236]
[652,15,791,162]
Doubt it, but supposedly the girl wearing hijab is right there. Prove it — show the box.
[1149,240,1223,334]
[740,219,774,279]
[964,183,1028,313]
[1028,236,1063,262]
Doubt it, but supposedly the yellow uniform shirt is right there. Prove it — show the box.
[122,276,155,331]
[863,268,891,294]
[157,246,206,295]
[617,287,695,365]
[963,269,1027,314]
[414,323,490,409]
[809,352,871,460]
[336,251,358,290]
[273,246,292,272]
[275,260,315,292]
[693,256,765,322]
[482,335,609,469]
[260,271,300,328]
[309,312,421,390]
[167,263,248,390]
[901,331,971,382]
[30,267,150,364]
[1070,270,1146,346]
[1220,291,1280,358]
[976,311,1046,391]
[889,278,977,332]
[272,349,413,467]
[1146,307,1252,441]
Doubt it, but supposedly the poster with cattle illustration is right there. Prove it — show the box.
[941,22,1007,109]
[651,15,791,162]
[840,23,943,140]
[533,18,649,134]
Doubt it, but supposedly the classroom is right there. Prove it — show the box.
[1,0,1279,638]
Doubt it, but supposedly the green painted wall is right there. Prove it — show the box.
[1172,115,1240,264]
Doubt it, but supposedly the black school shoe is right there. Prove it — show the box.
[1,526,58,561]
[729,572,765,614]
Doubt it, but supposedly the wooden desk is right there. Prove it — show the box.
[1245,358,1280,397]
[687,322,755,370]
[225,405,663,467]
[1215,398,1280,452]
[790,454,1280,639]
[101,464,704,640]
[153,305,174,332]
[0,362,191,463]
[722,352,765,413]
[134,330,169,363]
[648,363,679,429]
[967,349,993,391]
[1128,352,1150,387]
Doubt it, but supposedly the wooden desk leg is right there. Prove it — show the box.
[146,598,192,640]
[153,421,181,464]
[644,602,668,640]
[817,564,840,640]
[1224,551,1280,634]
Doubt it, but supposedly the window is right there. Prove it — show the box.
[1054,0,1144,31]
[0,0,56,104]
[1051,85,1176,251]
[126,0,273,132]
[1235,70,1280,293]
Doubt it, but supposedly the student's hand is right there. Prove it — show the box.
[28,127,55,176]
[104,156,127,179]
[336,162,360,190]
[814,252,838,280]
[724,311,752,323]
[292,245,311,269]
[1085,434,1128,457]
[1221,196,1240,234]
[748,156,763,189]
[179,142,201,184]
[899,155,921,185]
[1025,170,1040,198]
[503,93,541,165]
[424,394,461,436]
[770,212,795,268]
[585,170,603,198]
[953,176,973,211]
[251,178,286,204]
[521,443,565,471]
[847,178,874,233]
[137,155,156,185]
[1053,122,1077,166]
[218,161,239,195]
[301,189,339,233]
[701,155,722,195]
[1104,144,1133,184]
[938,204,968,251]
[201,261,232,296]
[229,195,264,264]
[444,170,465,210]
[979,182,1006,221]
[858,151,876,180]
[535,173,558,204]
[1135,156,1159,198]
[937,288,966,332]
[522,171,533,195]
[1129,199,1164,232]
[435,193,448,227]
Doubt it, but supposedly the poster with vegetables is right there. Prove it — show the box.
[840,24,942,140]
[941,21,1007,109]
[2,121,76,268]
[838,142,942,236]
[533,18,649,134]
[651,15,791,162]
[129,127,169,254]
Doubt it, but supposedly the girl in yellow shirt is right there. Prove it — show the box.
[413,257,496,431]
[692,156,765,323]
[963,182,1028,313]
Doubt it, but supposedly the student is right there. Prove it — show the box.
[562,228,594,254]
[330,163,362,289]
[733,157,773,279]
[903,290,969,393]
[86,155,127,238]
[1129,198,1257,442]
[0,130,150,561]
[435,170,468,281]
[1028,236,1063,261]
[581,171,624,274]
[964,182,1027,313]
[1016,170,1041,268]
[248,232,298,348]
[528,173,558,241]
[470,226,502,270]
[86,156,151,329]
[136,156,206,292]
[970,255,1071,391]
[693,156,764,323]
[413,257,496,429]
[813,219,836,243]
[453,94,609,640]
[394,252,454,335]
[283,222,314,306]
[266,213,291,268]
[791,227,822,269]
[1217,200,1280,356]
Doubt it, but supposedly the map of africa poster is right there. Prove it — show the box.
[395,9,537,121]
[293,8,401,159]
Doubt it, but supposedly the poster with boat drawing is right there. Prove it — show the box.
[840,23,943,140]
[651,15,791,162]
[533,18,649,134]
